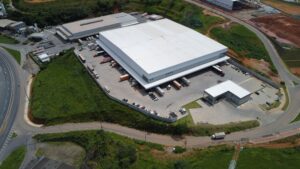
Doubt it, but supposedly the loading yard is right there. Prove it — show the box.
[74,45,282,124]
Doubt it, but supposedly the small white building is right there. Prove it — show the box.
[204,80,251,105]
[38,53,50,63]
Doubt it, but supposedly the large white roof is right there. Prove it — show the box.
[100,19,227,74]
[62,13,138,35]
[205,80,250,98]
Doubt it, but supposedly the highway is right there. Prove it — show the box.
[0,47,20,152]
[1,1,300,166]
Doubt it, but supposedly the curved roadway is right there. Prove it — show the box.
[0,47,20,151]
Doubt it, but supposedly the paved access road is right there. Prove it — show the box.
[0,47,20,152]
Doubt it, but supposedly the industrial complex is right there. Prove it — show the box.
[97,18,229,89]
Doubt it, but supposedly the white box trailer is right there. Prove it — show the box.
[181,77,191,86]
[211,132,226,139]
[155,86,165,96]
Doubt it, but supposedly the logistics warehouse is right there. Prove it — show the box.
[97,19,229,89]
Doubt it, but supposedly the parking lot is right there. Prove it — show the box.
[75,46,283,124]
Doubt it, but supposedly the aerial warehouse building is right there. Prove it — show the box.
[97,19,229,90]
[56,13,139,41]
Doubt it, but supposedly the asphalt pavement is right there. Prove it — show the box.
[0,47,21,157]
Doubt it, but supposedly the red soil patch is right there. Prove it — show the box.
[290,68,300,77]
[247,138,300,149]
[250,14,300,47]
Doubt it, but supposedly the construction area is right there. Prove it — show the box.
[250,14,300,48]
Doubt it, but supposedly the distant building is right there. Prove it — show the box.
[0,19,16,29]
[207,0,240,10]
[8,21,26,32]
[28,32,45,41]
[204,80,251,105]
[56,13,139,41]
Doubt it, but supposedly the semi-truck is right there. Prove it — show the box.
[120,74,130,81]
[181,77,191,86]
[172,80,182,90]
[155,86,165,96]
[87,64,94,72]
[211,132,226,140]
[212,65,225,77]
[100,57,112,64]
[78,54,86,63]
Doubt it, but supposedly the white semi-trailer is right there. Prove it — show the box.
[155,86,165,96]
[211,132,226,139]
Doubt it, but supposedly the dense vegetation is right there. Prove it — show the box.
[34,130,234,169]
[210,24,276,72]
[237,147,300,169]
[0,146,26,169]
[3,47,21,64]
[0,34,19,44]
[30,50,259,135]
[9,0,224,33]
[271,38,300,69]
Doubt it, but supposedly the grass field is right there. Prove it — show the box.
[0,34,19,44]
[211,24,270,62]
[291,112,300,123]
[30,50,259,136]
[0,146,26,169]
[3,47,21,64]
[237,147,300,169]
[34,130,234,169]
[210,24,275,73]
[272,39,300,68]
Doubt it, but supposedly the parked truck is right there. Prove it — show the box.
[181,77,191,86]
[172,80,182,90]
[212,65,225,77]
[100,57,112,64]
[87,64,94,72]
[120,74,130,81]
[155,86,165,96]
[78,54,86,63]
[211,132,226,140]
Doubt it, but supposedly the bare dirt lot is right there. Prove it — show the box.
[250,14,300,48]
[263,0,300,15]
